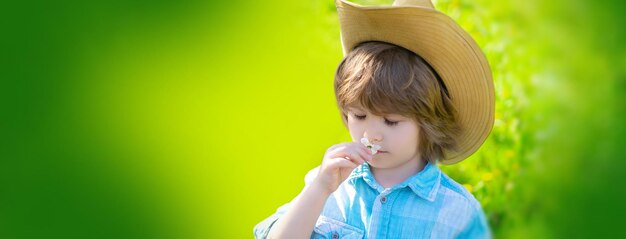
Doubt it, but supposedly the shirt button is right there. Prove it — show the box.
[332,232,339,239]
[380,196,387,203]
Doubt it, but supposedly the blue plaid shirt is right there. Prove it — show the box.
[254,161,492,238]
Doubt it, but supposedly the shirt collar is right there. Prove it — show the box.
[347,161,441,202]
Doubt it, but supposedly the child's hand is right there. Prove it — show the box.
[311,142,373,194]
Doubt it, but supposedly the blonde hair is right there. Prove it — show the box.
[334,41,461,163]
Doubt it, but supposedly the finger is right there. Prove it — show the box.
[354,148,372,163]
[357,145,373,157]
[326,146,344,157]
[346,156,365,165]
[351,144,373,162]
[326,143,346,153]
[326,143,350,156]
[327,143,370,164]
[331,157,359,170]
[328,142,365,156]
[334,150,367,165]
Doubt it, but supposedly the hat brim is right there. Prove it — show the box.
[336,0,495,164]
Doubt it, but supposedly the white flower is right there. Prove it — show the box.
[360,137,381,154]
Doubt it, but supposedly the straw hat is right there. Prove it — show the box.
[335,0,495,164]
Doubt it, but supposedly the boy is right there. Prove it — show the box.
[255,0,494,238]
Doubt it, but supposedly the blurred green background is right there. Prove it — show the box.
[2,0,625,238]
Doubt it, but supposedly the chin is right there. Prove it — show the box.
[367,160,392,169]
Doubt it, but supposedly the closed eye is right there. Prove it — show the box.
[354,114,366,120]
[353,114,399,126]
[385,119,399,126]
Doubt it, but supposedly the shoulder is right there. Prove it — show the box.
[437,171,482,211]
[434,172,491,237]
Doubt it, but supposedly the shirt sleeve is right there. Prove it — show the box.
[252,166,320,239]
[253,202,291,239]
[456,207,493,239]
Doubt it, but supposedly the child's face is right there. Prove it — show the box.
[346,105,422,169]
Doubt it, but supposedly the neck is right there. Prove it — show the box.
[371,157,427,189]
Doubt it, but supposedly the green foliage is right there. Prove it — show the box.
[3,0,625,238]
[347,0,626,237]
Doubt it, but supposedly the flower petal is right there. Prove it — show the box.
[360,137,370,145]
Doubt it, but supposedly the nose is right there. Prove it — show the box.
[360,115,384,144]
[363,132,383,144]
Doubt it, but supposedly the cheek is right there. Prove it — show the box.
[393,125,420,146]
[347,122,364,138]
